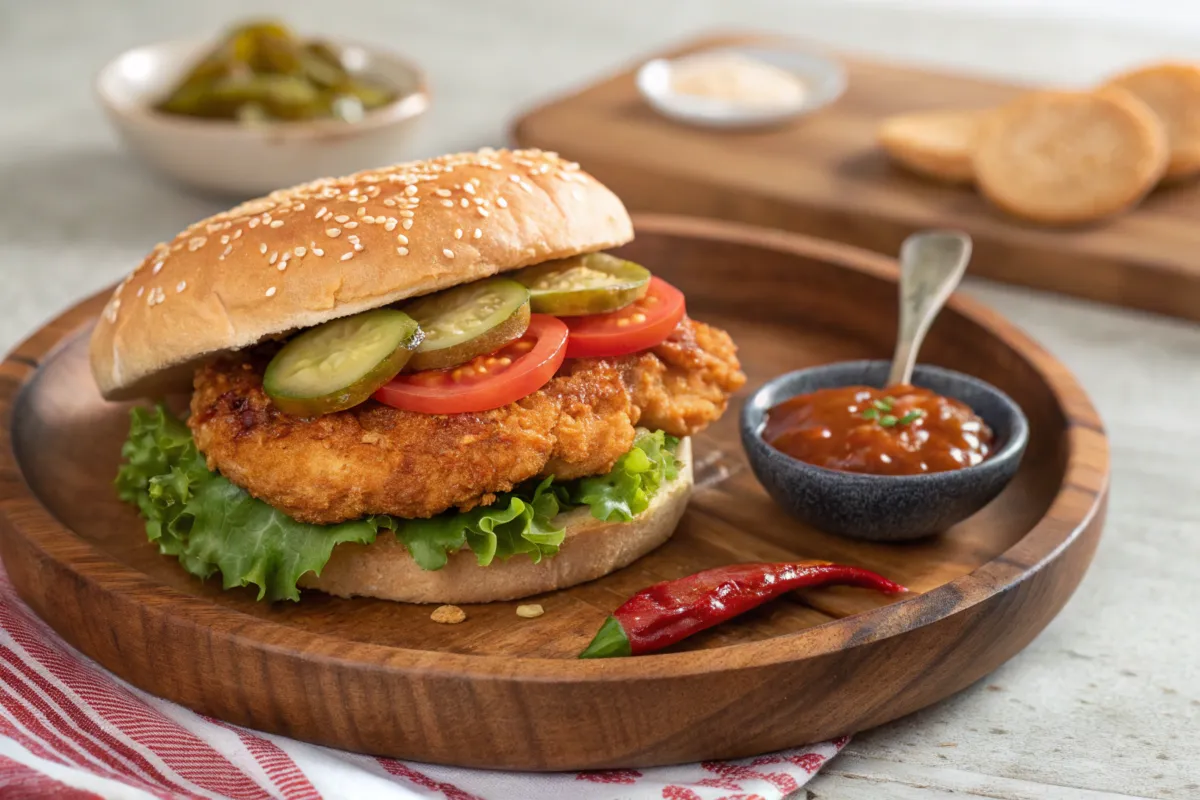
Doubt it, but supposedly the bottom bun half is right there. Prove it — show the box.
[299,437,693,604]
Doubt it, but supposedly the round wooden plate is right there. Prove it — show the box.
[0,216,1108,771]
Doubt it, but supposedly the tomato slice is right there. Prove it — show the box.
[373,314,568,414]
[563,276,686,359]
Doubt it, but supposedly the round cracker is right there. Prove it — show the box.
[1104,61,1200,180]
[971,89,1167,225]
[878,108,989,184]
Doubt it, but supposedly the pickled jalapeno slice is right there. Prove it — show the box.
[513,253,651,316]
[401,278,531,371]
[263,309,422,417]
[154,18,399,123]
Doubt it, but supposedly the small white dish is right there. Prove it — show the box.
[95,38,430,197]
[636,45,847,130]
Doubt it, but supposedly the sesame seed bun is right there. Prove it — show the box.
[298,438,693,604]
[88,148,634,400]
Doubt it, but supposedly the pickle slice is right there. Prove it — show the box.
[513,253,651,316]
[263,309,422,417]
[402,278,531,371]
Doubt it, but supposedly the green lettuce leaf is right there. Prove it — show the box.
[117,405,680,601]
[567,430,680,522]
[116,405,376,602]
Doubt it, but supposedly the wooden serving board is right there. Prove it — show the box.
[0,217,1108,771]
[513,34,1200,324]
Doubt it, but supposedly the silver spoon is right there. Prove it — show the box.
[886,230,973,387]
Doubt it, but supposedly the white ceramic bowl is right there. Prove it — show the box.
[95,38,430,197]
[636,44,847,129]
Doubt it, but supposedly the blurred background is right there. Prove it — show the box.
[4,0,1198,344]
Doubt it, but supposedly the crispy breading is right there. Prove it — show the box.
[629,316,745,435]
[189,318,745,524]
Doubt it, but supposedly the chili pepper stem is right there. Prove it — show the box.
[578,616,632,659]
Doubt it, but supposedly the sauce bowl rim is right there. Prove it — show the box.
[740,359,1030,485]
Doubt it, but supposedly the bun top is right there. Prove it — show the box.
[88,148,634,400]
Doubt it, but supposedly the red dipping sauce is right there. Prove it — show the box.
[763,384,993,476]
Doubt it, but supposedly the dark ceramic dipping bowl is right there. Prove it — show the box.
[740,360,1029,542]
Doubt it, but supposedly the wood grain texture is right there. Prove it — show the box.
[511,33,1200,324]
[0,216,1108,770]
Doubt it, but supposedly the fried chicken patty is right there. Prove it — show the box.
[189,318,746,524]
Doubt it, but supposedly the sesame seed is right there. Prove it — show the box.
[435,189,451,197]
[441,200,454,208]
[152,261,164,274]
[405,184,418,196]
[232,229,243,239]
[341,252,354,261]
[399,209,415,218]
[176,281,187,293]
[219,235,230,245]
[464,182,476,195]
[316,207,327,218]
[188,236,206,251]
[345,221,358,229]
[383,198,397,207]
[397,247,409,256]
[353,243,363,252]
[259,243,268,254]
[356,207,366,217]
[312,248,324,256]
[248,218,259,228]
[443,248,455,259]
[269,220,284,228]
[136,286,145,297]
[474,228,482,239]
[222,245,232,257]
[454,228,462,239]
[265,287,277,297]
[396,234,409,245]
[277,261,287,271]
[384,219,397,231]
[461,198,470,208]
[269,252,279,265]
[402,219,413,230]
[497,197,508,208]
[294,246,306,257]
[477,207,490,217]
[473,197,485,205]
[510,174,521,182]
[326,228,341,237]
[335,215,350,223]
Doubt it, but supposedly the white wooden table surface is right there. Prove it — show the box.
[2,2,1197,798]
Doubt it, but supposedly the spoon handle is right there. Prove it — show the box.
[887,230,973,387]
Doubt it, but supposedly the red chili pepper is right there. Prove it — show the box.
[578,561,908,658]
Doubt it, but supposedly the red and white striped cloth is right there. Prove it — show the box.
[0,565,846,800]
